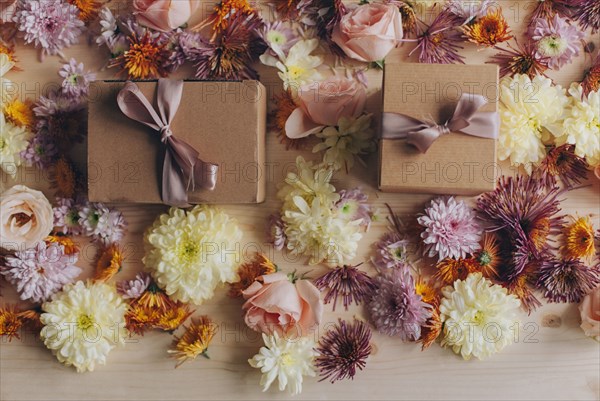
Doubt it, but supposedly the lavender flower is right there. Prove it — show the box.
[335,188,371,227]
[315,319,372,383]
[1,241,81,304]
[314,264,376,311]
[418,197,482,261]
[372,231,410,270]
[410,10,465,64]
[59,58,96,99]
[13,0,85,57]
[367,269,432,340]
[20,133,57,169]
[537,258,600,303]
[79,202,126,245]
[267,213,286,251]
[531,15,585,69]
[257,21,300,59]
[53,197,82,235]
[117,272,151,299]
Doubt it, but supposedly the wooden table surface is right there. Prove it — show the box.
[1,1,599,400]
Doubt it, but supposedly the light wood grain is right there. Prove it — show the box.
[1,1,599,400]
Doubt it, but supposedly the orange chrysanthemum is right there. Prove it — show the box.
[419,307,442,351]
[95,244,124,282]
[528,217,551,253]
[464,9,512,47]
[45,234,80,255]
[397,2,418,35]
[435,258,480,284]
[154,304,194,332]
[506,271,541,313]
[0,305,40,341]
[415,276,439,306]
[168,316,217,368]
[563,216,596,260]
[116,33,168,79]
[3,98,34,129]
[475,233,500,279]
[210,0,255,33]
[229,253,277,298]
[49,157,78,198]
[582,62,600,97]
[68,0,101,23]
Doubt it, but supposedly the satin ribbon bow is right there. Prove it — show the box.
[117,79,218,207]
[381,93,499,153]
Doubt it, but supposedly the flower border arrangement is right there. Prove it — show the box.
[0,0,599,396]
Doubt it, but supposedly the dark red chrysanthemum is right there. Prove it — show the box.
[569,0,599,32]
[537,258,600,303]
[529,0,573,22]
[581,54,600,97]
[314,264,376,311]
[489,39,548,79]
[533,144,589,188]
[315,319,372,383]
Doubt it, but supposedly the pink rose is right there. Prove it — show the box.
[332,3,403,63]
[242,272,323,336]
[1,185,54,251]
[580,286,600,341]
[285,77,367,138]
[133,0,202,32]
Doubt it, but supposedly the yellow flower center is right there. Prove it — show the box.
[178,241,201,264]
[287,65,305,80]
[0,137,6,151]
[77,314,94,330]
[473,311,485,325]
[281,353,295,366]
[267,30,287,46]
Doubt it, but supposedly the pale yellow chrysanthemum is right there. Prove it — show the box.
[498,74,569,172]
[0,112,31,177]
[143,205,242,305]
[551,84,600,167]
[439,272,521,360]
[0,53,15,107]
[313,114,376,171]
[249,332,317,396]
[274,39,323,91]
[40,281,127,373]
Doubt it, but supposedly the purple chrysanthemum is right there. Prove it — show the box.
[256,21,300,59]
[335,188,371,227]
[267,213,286,251]
[34,90,85,142]
[371,231,410,270]
[314,264,376,311]
[315,319,372,383]
[531,15,585,69]
[79,202,126,245]
[117,272,151,299]
[59,58,96,99]
[418,197,482,261]
[13,0,85,57]
[571,0,600,33]
[20,133,58,169]
[367,269,432,340]
[1,241,81,304]
[53,197,82,235]
[537,258,600,303]
[409,10,465,64]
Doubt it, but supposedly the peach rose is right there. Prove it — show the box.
[242,272,323,336]
[580,286,600,341]
[285,76,367,138]
[133,0,202,32]
[332,3,403,63]
[1,185,53,251]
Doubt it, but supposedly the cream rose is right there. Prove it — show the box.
[285,76,367,138]
[332,3,403,63]
[1,185,54,251]
[580,286,600,341]
[133,0,202,32]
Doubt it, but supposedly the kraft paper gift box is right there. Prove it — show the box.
[379,63,499,196]
[88,80,266,205]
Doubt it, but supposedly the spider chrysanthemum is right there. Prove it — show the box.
[562,216,596,260]
[537,258,600,303]
[168,316,217,368]
[490,40,548,79]
[534,144,589,188]
[435,257,481,284]
[117,32,169,79]
[474,233,500,279]
[464,8,512,47]
[314,264,376,311]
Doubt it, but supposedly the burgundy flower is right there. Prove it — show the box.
[314,264,376,311]
[537,258,600,303]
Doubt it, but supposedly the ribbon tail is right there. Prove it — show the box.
[162,149,191,208]
[168,136,219,192]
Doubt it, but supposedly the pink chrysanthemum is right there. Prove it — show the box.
[1,241,81,304]
[315,319,372,383]
[409,10,465,64]
[20,134,58,169]
[537,258,600,303]
[372,231,410,270]
[79,202,126,246]
[266,213,286,251]
[13,0,85,57]
[314,264,376,311]
[335,188,371,228]
[53,197,82,235]
[59,58,96,99]
[117,272,151,299]
[367,269,432,340]
[530,15,585,69]
[417,197,482,261]
[571,0,600,33]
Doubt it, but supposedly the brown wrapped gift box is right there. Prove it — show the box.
[379,63,499,196]
[88,80,266,204]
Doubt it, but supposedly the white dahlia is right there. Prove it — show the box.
[40,281,127,372]
[249,332,317,396]
[143,205,242,305]
[440,272,521,360]
[498,74,569,172]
